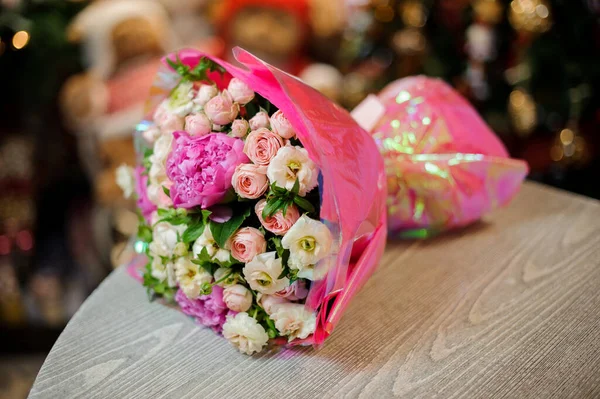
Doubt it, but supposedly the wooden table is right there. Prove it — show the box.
[29,183,600,398]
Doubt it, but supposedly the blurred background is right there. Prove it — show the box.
[0,0,598,396]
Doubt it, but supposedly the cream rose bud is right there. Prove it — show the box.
[148,221,187,258]
[223,312,269,355]
[227,227,267,263]
[184,113,211,136]
[175,256,213,299]
[142,125,161,144]
[154,102,184,134]
[270,303,316,341]
[228,78,255,105]
[232,164,269,199]
[204,89,239,125]
[282,215,333,274]
[258,294,288,315]
[223,284,253,312]
[151,257,176,287]
[192,226,231,262]
[168,80,196,116]
[243,128,284,166]
[194,84,218,107]
[115,164,135,198]
[255,199,300,236]
[249,111,271,130]
[230,119,249,138]
[267,146,318,196]
[243,252,289,295]
[270,110,296,139]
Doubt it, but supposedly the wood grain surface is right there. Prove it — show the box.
[29,182,600,399]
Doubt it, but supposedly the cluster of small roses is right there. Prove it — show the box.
[127,59,334,355]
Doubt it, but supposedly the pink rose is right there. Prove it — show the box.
[223,284,253,312]
[232,163,268,199]
[255,199,300,236]
[227,227,267,263]
[258,294,287,315]
[249,111,271,130]
[270,110,296,139]
[166,132,249,209]
[227,78,255,105]
[230,119,249,138]
[154,102,184,134]
[194,84,218,106]
[134,166,156,223]
[185,113,211,136]
[204,90,239,125]
[274,280,308,301]
[243,128,284,166]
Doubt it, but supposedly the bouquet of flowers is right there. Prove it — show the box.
[125,48,387,355]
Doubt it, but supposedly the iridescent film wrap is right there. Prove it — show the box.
[133,48,388,347]
[357,76,528,237]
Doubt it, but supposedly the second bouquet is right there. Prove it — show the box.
[129,48,387,355]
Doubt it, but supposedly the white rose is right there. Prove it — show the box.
[281,215,333,278]
[295,256,331,281]
[168,80,196,116]
[151,257,176,287]
[148,221,187,258]
[257,294,288,315]
[115,164,135,199]
[223,284,253,312]
[227,78,255,105]
[267,146,318,196]
[151,133,174,167]
[194,84,218,107]
[174,256,213,299]
[270,303,316,342]
[222,312,269,355]
[154,100,184,133]
[243,252,289,295]
[192,226,231,263]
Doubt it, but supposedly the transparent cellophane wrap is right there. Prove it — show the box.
[354,76,528,237]
[131,48,388,347]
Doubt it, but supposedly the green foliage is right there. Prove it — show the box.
[142,261,176,302]
[181,210,212,243]
[262,179,316,220]
[166,55,225,82]
[209,207,252,248]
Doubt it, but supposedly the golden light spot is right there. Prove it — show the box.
[559,128,574,145]
[12,30,30,50]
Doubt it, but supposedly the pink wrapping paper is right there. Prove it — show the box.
[354,76,528,236]
[136,48,388,346]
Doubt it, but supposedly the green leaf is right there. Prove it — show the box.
[182,220,205,243]
[293,196,316,213]
[291,178,300,195]
[162,186,171,198]
[210,207,251,248]
[138,224,153,242]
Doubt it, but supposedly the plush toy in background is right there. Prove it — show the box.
[213,0,345,102]
[60,0,176,267]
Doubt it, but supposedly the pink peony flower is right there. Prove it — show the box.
[255,199,300,236]
[274,280,309,301]
[249,111,270,130]
[185,113,211,136]
[175,286,231,333]
[270,110,296,139]
[134,166,156,223]
[231,163,269,199]
[230,119,249,138]
[227,78,255,105]
[227,227,267,263]
[166,132,249,209]
[204,90,239,125]
[243,128,284,166]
